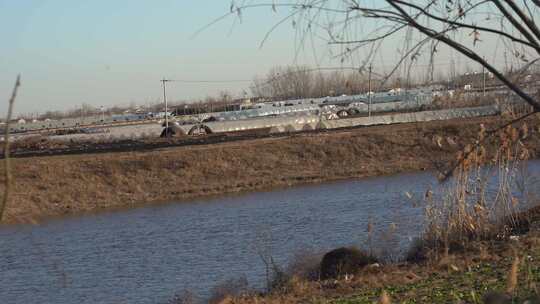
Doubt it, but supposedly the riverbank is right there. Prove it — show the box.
[2,114,539,224]
[230,206,540,303]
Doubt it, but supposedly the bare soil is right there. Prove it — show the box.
[1,114,539,224]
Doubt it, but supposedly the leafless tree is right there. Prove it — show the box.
[211,0,540,181]
[251,66,312,99]
[251,65,377,99]
[226,0,540,112]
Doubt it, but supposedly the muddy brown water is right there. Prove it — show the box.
[0,160,539,304]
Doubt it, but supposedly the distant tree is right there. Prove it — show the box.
[218,90,233,103]
[251,65,373,99]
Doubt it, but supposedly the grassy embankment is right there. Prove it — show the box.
[1,115,539,224]
[201,118,540,304]
[227,222,540,303]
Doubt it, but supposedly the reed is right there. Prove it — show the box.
[422,122,533,256]
[506,255,520,295]
[0,75,20,221]
[379,290,391,304]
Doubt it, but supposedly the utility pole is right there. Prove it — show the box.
[482,57,486,97]
[80,103,85,126]
[368,65,373,117]
[161,78,169,134]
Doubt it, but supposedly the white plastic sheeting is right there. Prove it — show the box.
[9,114,152,133]
[322,105,499,129]
[50,123,163,141]
[180,105,499,135]
[178,115,320,134]
[196,90,433,122]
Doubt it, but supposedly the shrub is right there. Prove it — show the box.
[319,247,377,280]
[405,237,429,263]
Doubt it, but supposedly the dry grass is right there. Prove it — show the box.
[222,215,540,303]
[430,92,499,110]
[418,121,536,262]
[0,115,538,223]
[205,116,540,304]
[379,290,391,304]
[506,255,520,295]
[208,277,253,304]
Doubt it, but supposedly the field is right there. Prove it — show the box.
[1,114,539,224]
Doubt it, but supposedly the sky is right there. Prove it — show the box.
[0,0,327,116]
[0,1,528,116]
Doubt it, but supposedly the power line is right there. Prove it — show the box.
[164,79,252,83]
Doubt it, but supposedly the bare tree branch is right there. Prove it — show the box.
[224,1,540,110]
[0,75,21,221]
[492,0,540,53]
[386,0,540,112]
[393,0,540,53]
[502,0,540,43]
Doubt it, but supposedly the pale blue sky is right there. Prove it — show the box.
[1,1,326,115]
[0,1,520,116]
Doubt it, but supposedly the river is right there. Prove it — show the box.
[1,160,539,304]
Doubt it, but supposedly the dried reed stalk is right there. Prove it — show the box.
[379,290,391,304]
[0,75,20,221]
[506,255,520,294]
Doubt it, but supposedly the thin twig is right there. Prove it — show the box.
[440,110,538,182]
[0,75,21,221]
